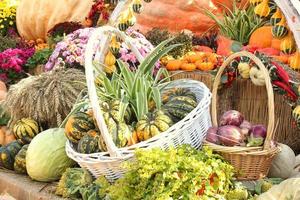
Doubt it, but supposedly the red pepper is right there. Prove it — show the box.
[272,80,298,101]
[271,61,290,85]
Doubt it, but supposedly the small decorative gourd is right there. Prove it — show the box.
[280,32,296,54]
[0,140,23,170]
[270,8,282,25]
[272,17,288,38]
[64,112,96,143]
[249,67,265,86]
[289,51,300,70]
[292,105,300,126]
[136,110,173,141]
[110,35,121,55]
[14,144,29,174]
[250,0,263,5]
[77,130,100,154]
[104,50,117,74]
[238,63,251,79]
[13,118,42,144]
[132,0,143,13]
[254,0,271,18]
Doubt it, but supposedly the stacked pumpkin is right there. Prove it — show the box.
[164,52,220,72]
[249,0,300,70]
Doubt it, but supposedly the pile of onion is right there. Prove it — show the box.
[205,110,267,147]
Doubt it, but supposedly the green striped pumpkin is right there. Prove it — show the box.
[13,118,41,144]
[163,96,197,123]
[77,130,100,154]
[14,144,28,174]
[162,88,197,104]
[0,140,23,170]
[270,8,282,25]
[65,112,96,143]
[272,17,288,38]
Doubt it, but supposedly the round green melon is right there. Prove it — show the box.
[26,128,75,182]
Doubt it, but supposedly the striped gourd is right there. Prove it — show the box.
[77,130,100,154]
[280,32,296,54]
[65,112,96,143]
[250,0,263,6]
[272,17,288,38]
[0,141,23,170]
[270,8,282,26]
[163,96,198,123]
[132,0,142,13]
[292,105,300,127]
[13,118,41,144]
[14,144,28,174]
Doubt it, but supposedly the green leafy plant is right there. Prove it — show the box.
[205,2,266,44]
[95,38,180,120]
[104,145,235,200]
[25,48,53,70]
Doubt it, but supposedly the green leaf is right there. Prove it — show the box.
[152,87,161,110]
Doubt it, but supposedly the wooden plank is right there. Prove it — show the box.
[0,169,64,200]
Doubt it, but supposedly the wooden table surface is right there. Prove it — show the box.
[0,169,65,200]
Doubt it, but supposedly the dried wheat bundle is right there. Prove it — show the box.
[4,68,86,128]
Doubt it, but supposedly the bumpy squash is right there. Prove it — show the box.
[163,96,197,122]
[272,17,288,39]
[162,88,197,104]
[100,101,132,147]
[254,0,271,17]
[135,0,219,35]
[136,110,173,142]
[16,0,94,40]
[280,32,296,54]
[289,51,300,70]
[0,140,23,170]
[13,118,41,144]
[250,67,266,86]
[14,144,29,174]
[65,112,96,143]
[77,130,100,154]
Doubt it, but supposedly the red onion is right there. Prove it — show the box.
[220,110,244,126]
[239,120,252,137]
[218,125,245,146]
[247,125,267,147]
[206,127,219,144]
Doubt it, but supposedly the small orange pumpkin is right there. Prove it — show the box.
[184,54,202,63]
[128,131,139,146]
[249,26,273,48]
[196,61,214,71]
[180,63,196,71]
[166,60,182,71]
[271,38,282,50]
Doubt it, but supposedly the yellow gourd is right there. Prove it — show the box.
[280,32,296,54]
[270,8,283,25]
[250,0,263,5]
[250,67,265,86]
[110,35,120,55]
[238,63,250,79]
[289,51,300,70]
[104,51,117,74]
[254,0,270,18]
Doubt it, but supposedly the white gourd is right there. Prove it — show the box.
[249,67,266,86]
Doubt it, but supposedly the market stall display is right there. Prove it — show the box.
[1,0,300,199]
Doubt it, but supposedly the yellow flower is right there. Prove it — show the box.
[9,20,13,25]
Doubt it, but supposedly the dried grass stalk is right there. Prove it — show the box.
[4,68,86,128]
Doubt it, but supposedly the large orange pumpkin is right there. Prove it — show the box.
[16,0,94,40]
[135,0,249,34]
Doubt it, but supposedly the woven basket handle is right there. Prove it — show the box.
[211,51,275,150]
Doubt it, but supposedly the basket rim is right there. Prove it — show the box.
[66,79,212,162]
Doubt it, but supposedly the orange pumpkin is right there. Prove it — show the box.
[180,63,197,71]
[271,38,282,50]
[0,127,16,146]
[272,55,290,64]
[135,0,219,35]
[249,26,273,48]
[184,54,203,63]
[16,0,94,40]
[196,61,214,71]
[166,60,182,71]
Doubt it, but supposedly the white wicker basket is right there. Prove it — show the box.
[66,79,212,181]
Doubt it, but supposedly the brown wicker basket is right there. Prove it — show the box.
[171,71,300,154]
[204,51,280,180]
